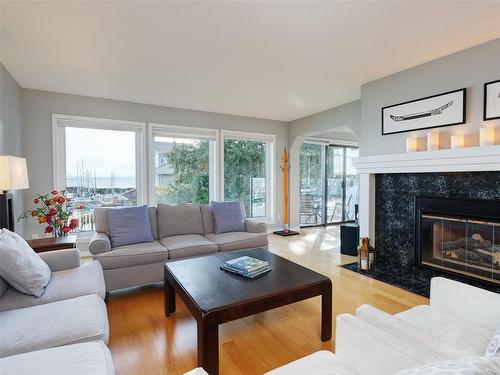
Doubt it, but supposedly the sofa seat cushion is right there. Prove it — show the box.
[396,305,494,356]
[0,294,108,358]
[94,240,168,270]
[356,304,473,359]
[160,234,218,260]
[205,232,268,252]
[0,341,114,375]
[264,350,355,375]
[0,260,105,312]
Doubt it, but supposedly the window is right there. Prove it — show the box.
[222,131,274,220]
[150,124,217,205]
[53,115,145,232]
[299,143,325,225]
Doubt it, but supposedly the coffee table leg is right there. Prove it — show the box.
[197,318,219,374]
[321,281,332,341]
[164,269,176,317]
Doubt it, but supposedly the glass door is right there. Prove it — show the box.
[299,143,325,226]
[326,145,359,224]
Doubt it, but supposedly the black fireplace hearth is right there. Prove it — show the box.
[363,171,500,296]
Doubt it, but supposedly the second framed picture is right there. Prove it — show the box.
[484,80,500,120]
[382,88,466,135]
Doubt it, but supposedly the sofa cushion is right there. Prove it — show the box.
[356,304,473,359]
[0,277,8,299]
[0,229,51,297]
[0,294,108,358]
[200,204,215,234]
[396,305,494,356]
[486,325,500,359]
[0,260,105,311]
[211,201,246,234]
[0,341,115,375]
[94,240,168,270]
[264,351,355,375]
[393,356,500,375]
[158,204,204,238]
[107,205,154,248]
[160,234,218,260]
[205,232,268,252]
[95,206,158,240]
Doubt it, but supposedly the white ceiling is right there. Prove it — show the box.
[2,1,500,122]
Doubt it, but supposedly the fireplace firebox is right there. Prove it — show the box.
[415,197,500,285]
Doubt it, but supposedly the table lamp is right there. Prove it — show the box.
[0,156,30,232]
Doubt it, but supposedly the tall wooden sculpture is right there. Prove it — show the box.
[273,146,299,236]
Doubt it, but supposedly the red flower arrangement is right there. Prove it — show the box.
[19,190,80,237]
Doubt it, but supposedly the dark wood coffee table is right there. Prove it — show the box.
[164,248,332,374]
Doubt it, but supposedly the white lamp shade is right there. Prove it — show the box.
[0,156,30,191]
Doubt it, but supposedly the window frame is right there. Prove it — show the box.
[220,130,276,224]
[52,114,147,237]
[148,123,219,206]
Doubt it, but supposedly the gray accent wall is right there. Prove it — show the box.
[21,89,288,237]
[288,100,361,144]
[0,62,24,235]
[360,38,500,157]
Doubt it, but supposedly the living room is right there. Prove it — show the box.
[0,1,499,374]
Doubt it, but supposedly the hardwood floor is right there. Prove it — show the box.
[107,226,428,375]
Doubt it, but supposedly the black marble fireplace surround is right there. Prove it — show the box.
[343,171,500,297]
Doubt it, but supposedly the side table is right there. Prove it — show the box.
[26,235,77,253]
[340,223,359,256]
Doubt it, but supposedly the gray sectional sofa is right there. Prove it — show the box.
[0,248,114,375]
[89,203,269,292]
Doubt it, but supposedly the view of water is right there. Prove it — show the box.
[66,176,135,189]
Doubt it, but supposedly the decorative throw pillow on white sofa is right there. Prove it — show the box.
[393,356,500,375]
[0,229,51,297]
[486,325,500,360]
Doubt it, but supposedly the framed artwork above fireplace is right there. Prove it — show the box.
[484,79,500,120]
[381,88,466,135]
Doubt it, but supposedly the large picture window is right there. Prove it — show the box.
[53,115,145,232]
[150,124,216,205]
[222,131,274,220]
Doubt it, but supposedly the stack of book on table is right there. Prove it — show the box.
[221,256,271,279]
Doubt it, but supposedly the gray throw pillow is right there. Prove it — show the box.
[486,325,500,360]
[0,229,52,297]
[211,201,246,234]
[107,205,154,248]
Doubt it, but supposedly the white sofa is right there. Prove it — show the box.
[0,248,114,375]
[187,277,500,375]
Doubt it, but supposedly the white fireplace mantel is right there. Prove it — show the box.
[352,145,500,240]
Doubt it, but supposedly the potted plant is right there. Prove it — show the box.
[19,190,79,237]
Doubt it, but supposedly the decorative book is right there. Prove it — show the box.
[221,256,271,279]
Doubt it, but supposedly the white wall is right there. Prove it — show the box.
[0,63,24,235]
[21,89,288,238]
[360,38,500,157]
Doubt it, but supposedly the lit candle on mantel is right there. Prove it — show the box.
[450,134,465,149]
[479,127,495,146]
[427,131,440,151]
[406,137,418,152]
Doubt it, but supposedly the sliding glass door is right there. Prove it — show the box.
[326,145,359,224]
[300,143,359,227]
[299,143,324,226]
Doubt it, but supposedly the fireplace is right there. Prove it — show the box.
[415,197,500,285]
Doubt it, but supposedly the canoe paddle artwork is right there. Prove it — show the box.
[382,88,466,135]
[390,101,453,122]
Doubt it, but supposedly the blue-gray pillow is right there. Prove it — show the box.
[211,201,246,234]
[107,206,153,248]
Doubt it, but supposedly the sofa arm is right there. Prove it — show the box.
[39,248,81,272]
[335,313,445,375]
[245,218,267,233]
[89,232,112,255]
[429,277,500,332]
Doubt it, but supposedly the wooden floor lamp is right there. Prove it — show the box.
[274,147,299,236]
